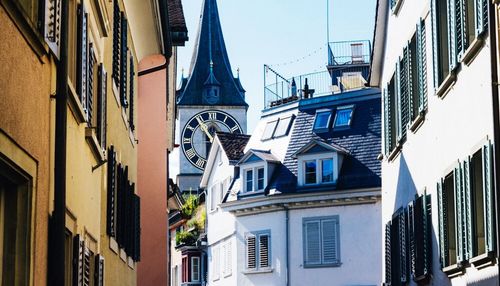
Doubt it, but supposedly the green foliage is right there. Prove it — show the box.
[175,230,196,246]
[181,195,199,218]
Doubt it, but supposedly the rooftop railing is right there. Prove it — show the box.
[328,40,371,66]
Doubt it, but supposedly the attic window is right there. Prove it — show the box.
[333,105,354,129]
[261,120,278,140]
[273,115,295,138]
[313,110,332,132]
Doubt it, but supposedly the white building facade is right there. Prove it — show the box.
[371,0,499,285]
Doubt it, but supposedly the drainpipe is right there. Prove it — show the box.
[488,0,500,267]
[48,0,69,285]
[284,205,290,286]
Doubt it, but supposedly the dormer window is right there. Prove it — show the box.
[333,105,354,129]
[238,150,280,194]
[244,167,265,192]
[313,110,332,133]
[293,140,349,187]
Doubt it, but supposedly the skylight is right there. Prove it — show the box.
[313,110,332,132]
[334,105,354,129]
[261,120,278,140]
[273,115,295,138]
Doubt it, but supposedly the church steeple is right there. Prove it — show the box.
[177,0,247,107]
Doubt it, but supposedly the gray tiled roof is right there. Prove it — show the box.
[167,0,188,32]
[216,132,251,163]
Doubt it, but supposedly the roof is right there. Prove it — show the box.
[176,0,247,107]
[239,149,280,164]
[368,0,388,87]
[217,132,251,163]
[270,90,382,193]
[167,0,188,32]
[291,139,350,158]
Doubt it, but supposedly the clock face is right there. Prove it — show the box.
[181,110,243,170]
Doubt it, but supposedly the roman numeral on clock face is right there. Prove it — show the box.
[185,148,196,160]
[195,158,206,169]
[208,112,217,121]
[183,137,191,144]
[230,125,239,132]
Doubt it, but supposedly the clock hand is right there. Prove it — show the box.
[196,117,214,142]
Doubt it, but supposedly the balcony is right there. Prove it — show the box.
[328,40,371,66]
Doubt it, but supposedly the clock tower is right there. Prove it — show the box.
[176,0,248,193]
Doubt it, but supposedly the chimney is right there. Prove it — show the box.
[303,78,315,99]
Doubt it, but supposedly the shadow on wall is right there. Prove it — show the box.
[392,153,418,212]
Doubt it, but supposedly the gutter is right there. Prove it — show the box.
[285,205,290,286]
[488,0,500,270]
[48,0,69,285]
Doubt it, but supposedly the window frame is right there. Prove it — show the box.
[191,256,200,282]
[333,105,355,130]
[261,119,278,141]
[245,230,272,272]
[313,109,332,133]
[298,153,338,186]
[302,216,341,268]
[273,115,295,138]
[242,163,268,193]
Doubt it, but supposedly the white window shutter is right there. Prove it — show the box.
[305,221,321,265]
[226,241,232,275]
[321,219,338,264]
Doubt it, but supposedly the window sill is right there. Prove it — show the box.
[409,112,425,133]
[436,72,457,99]
[303,262,342,268]
[460,37,484,66]
[442,263,464,277]
[85,128,105,162]
[470,251,495,268]
[243,268,273,275]
[109,237,119,254]
[391,0,403,15]
[223,272,232,278]
[68,80,87,124]
[386,145,402,162]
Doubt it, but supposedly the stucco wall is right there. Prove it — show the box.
[0,5,52,285]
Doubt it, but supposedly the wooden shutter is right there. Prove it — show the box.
[454,165,467,264]
[259,234,270,268]
[463,157,474,259]
[133,193,141,261]
[120,15,129,108]
[383,86,390,155]
[112,0,121,85]
[416,19,428,113]
[87,44,96,125]
[399,46,410,142]
[395,61,403,141]
[77,4,89,115]
[106,147,116,237]
[44,0,62,58]
[437,179,449,267]
[475,0,488,36]
[455,0,467,57]
[398,210,408,283]
[304,221,321,265]
[409,195,432,282]
[430,0,441,89]
[385,222,392,285]
[322,219,338,264]
[97,65,107,149]
[116,164,123,246]
[129,55,135,130]
[83,246,91,286]
[448,0,458,71]
[483,142,494,253]
[73,235,84,286]
[94,255,104,286]
[246,235,256,269]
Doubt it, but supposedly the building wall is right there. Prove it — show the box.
[0,5,52,285]
[380,1,498,285]
[137,54,168,286]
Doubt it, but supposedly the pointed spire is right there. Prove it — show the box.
[177,0,247,107]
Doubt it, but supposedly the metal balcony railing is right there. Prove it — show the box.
[328,40,371,66]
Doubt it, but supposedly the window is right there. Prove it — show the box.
[191,256,200,282]
[257,168,264,190]
[385,195,431,285]
[333,106,354,128]
[245,169,253,192]
[0,161,32,286]
[313,110,331,132]
[437,142,495,270]
[303,216,340,267]
[246,231,271,271]
[304,160,316,184]
[210,183,223,212]
[431,0,451,87]
[301,156,336,186]
[261,120,278,140]
[273,115,295,137]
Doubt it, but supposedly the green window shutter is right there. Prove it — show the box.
[129,55,135,130]
[396,61,403,141]
[97,65,107,149]
[94,255,104,286]
[437,179,448,267]
[77,4,89,116]
[447,0,458,71]
[112,0,121,85]
[483,142,494,253]
[400,46,410,142]
[399,210,408,283]
[475,0,488,36]
[385,222,392,285]
[383,86,390,155]
[409,195,432,282]
[87,44,96,125]
[106,147,116,237]
[417,19,428,113]
[455,0,467,57]
[431,0,441,90]
[422,194,432,277]
[120,14,128,108]
[463,157,474,260]
[454,165,465,263]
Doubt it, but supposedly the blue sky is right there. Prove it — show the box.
[177,0,377,132]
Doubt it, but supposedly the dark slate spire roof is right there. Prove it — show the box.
[177,0,247,107]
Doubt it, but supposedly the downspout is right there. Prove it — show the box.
[285,205,290,286]
[49,0,69,285]
[488,0,500,270]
